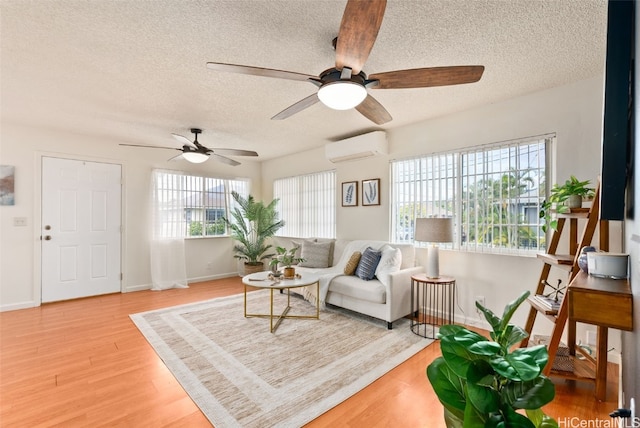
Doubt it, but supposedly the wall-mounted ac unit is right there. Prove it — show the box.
[325,131,388,163]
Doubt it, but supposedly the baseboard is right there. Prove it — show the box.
[0,300,38,312]
[124,272,239,293]
[123,283,152,293]
[454,312,492,331]
[188,272,239,283]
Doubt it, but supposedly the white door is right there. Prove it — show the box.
[41,157,122,302]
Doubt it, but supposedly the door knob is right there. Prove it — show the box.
[44,235,52,241]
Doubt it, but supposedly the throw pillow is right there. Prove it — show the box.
[355,247,382,281]
[343,251,362,275]
[375,245,402,287]
[290,239,306,264]
[298,240,332,268]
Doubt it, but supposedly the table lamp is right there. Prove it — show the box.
[414,217,453,278]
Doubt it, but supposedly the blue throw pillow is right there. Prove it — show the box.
[355,247,382,280]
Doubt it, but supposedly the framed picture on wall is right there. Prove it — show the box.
[362,178,380,206]
[342,181,358,207]
[0,165,15,206]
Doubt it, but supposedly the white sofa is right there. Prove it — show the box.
[270,237,423,329]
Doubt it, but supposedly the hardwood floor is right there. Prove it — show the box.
[1,278,620,427]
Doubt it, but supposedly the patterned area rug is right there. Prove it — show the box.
[130,289,432,427]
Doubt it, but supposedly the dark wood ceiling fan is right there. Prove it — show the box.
[206,0,484,125]
[119,128,258,166]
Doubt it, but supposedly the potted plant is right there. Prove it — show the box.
[269,246,305,279]
[223,191,285,276]
[427,290,558,428]
[540,176,595,232]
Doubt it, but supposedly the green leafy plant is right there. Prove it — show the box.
[223,191,285,267]
[269,246,305,269]
[427,291,558,428]
[540,176,594,232]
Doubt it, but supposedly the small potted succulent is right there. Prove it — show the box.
[269,246,304,279]
[540,176,595,232]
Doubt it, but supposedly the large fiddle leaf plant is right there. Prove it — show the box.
[427,291,558,428]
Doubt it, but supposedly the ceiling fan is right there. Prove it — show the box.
[119,128,259,166]
[206,0,484,125]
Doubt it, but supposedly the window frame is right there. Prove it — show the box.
[390,135,552,255]
[151,169,249,239]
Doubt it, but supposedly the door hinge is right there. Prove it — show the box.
[120,273,123,281]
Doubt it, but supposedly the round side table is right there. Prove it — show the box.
[410,274,456,339]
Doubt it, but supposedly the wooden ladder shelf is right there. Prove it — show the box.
[522,181,612,399]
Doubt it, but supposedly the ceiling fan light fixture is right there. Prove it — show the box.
[182,151,209,163]
[317,81,367,110]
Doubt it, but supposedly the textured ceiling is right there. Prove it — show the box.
[1,0,607,161]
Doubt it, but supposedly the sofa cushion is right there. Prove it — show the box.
[290,239,305,264]
[315,238,336,266]
[298,240,332,268]
[329,275,386,304]
[343,251,362,275]
[355,247,382,280]
[375,245,402,287]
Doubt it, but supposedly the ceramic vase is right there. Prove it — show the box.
[578,246,596,273]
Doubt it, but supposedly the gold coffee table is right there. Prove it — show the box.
[242,271,321,333]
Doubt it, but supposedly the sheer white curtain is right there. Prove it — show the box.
[150,169,188,290]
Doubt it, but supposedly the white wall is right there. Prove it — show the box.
[262,75,623,356]
[0,124,261,310]
[0,75,625,361]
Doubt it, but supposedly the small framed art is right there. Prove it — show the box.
[0,165,15,206]
[342,181,358,207]
[362,178,380,206]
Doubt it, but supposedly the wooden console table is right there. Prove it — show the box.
[566,271,633,401]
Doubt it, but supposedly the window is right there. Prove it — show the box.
[273,170,336,238]
[391,135,551,254]
[152,169,249,238]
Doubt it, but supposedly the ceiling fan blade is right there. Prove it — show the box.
[171,133,196,148]
[206,62,318,82]
[368,66,485,89]
[335,0,387,75]
[211,153,241,166]
[119,143,181,151]
[355,94,392,125]
[271,93,320,120]
[212,148,259,157]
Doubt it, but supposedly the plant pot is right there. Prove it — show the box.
[567,194,583,209]
[283,267,295,279]
[243,262,264,276]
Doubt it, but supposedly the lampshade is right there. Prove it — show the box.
[182,151,209,163]
[317,81,367,110]
[414,218,453,243]
[414,217,453,279]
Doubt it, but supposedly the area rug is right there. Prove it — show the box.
[130,290,432,428]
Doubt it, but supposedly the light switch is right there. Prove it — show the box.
[13,217,27,227]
